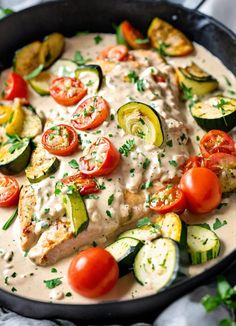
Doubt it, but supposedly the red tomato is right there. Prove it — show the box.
[149,185,186,214]
[3,72,28,100]
[61,172,99,196]
[120,20,150,49]
[71,96,110,131]
[42,124,78,156]
[50,77,87,106]
[205,152,236,174]
[79,137,120,176]
[153,75,166,83]
[68,247,119,298]
[0,176,20,207]
[181,155,204,174]
[200,130,235,158]
[97,45,129,61]
[180,167,222,214]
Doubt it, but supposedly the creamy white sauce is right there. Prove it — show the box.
[0,33,236,304]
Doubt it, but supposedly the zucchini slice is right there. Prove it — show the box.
[75,65,103,92]
[155,212,182,243]
[39,33,65,68]
[148,17,193,57]
[13,41,42,76]
[29,71,52,96]
[0,137,31,175]
[191,96,236,132]
[5,99,25,135]
[25,145,60,183]
[187,225,220,265]
[176,63,218,96]
[49,59,78,78]
[20,106,42,138]
[62,191,88,236]
[0,105,13,125]
[117,102,164,147]
[106,237,143,276]
[134,238,179,292]
[118,225,161,242]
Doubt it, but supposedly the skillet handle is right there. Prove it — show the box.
[161,0,206,10]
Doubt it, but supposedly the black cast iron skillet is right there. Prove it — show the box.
[0,0,236,324]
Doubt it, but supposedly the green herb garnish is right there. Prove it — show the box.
[119,139,135,157]
[94,35,103,44]
[43,277,62,289]
[108,194,114,206]
[68,159,79,169]
[2,208,18,231]
[213,218,227,230]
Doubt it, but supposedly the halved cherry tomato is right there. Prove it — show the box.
[79,137,120,176]
[149,185,186,214]
[3,72,28,100]
[50,77,87,106]
[0,176,20,207]
[68,247,119,298]
[61,172,99,196]
[97,45,129,61]
[42,124,78,156]
[71,96,110,131]
[120,20,150,49]
[205,152,236,174]
[200,130,235,158]
[180,167,222,214]
[153,75,166,83]
[181,155,204,174]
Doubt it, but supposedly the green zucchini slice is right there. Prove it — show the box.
[62,191,88,236]
[29,71,52,96]
[117,102,164,147]
[39,33,65,68]
[134,238,179,292]
[49,59,78,78]
[191,96,236,132]
[75,65,103,92]
[177,62,218,96]
[106,237,143,276]
[187,225,220,265]
[20,106,42,138]
[13,41,42,76]
[0,137,31,175]
[118,225,161,242]
[25,145,60,183]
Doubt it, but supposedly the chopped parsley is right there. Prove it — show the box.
[213,218,227,230]
[137,217,152,228]
[168,160,178,167]
[86,80,94,87]
[44,208,50,214]
[110,113,115,121]
[227,90,236,96]
[68,159,79,169]
[98,181,106,190]
[106,210,112,218]
[166,139,173,147]
[130,168,135,177]
[108,194,114,206]
[74,51,90,65]
[135,38,149,44]
[4,134,26,154]
[213,98,229,127]
[196,135,200,141]
[136,79,145,92]
[43,277,63,289]
[223,75,232,87]
[143,158,151,170]
[127,71,139,83]
[2,208,18,231]
[11,287,17,292]
[65,292,72,297]
[92,241,98,247]
[51,268,57,273]
[157,42,170,57]
[141,180,153,190]
[180,83,197,108]
[94,35,103,44]
[217,202,228,210]
[119,139,135,157]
